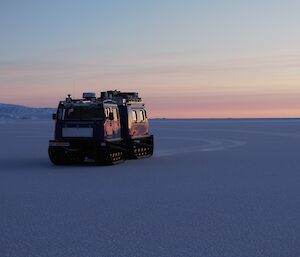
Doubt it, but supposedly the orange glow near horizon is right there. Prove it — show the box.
[2,92,300,119]
[1,49,300,119]
[1,57,300,119]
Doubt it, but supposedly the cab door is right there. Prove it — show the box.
[104,105,121,141]
[104,106,113,139]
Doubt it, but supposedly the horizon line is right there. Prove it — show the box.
[1,102,299,120]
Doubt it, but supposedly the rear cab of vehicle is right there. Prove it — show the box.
[101,91,154,158]
[49,93,123,164]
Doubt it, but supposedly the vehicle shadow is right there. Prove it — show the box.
[0,157,116,172]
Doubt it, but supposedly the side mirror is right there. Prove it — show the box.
[109,112,114,121]
[52,113,57,120]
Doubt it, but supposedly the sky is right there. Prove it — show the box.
[1,0,300,118]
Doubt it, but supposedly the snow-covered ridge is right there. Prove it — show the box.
[0,103,55,120]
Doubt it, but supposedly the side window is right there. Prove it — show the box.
[105,107,112,119]
[113,108,118,121]
[139,110,145,122]
[132,110,138,122]
[105,107,110,119]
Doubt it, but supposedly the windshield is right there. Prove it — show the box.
[62,106,104,121]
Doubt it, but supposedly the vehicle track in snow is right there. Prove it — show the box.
[154,124,300,157]
[155,136,246,157]
[157,127,300,139]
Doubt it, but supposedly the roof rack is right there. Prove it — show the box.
[61,93,104,107]
[100,90,142,105]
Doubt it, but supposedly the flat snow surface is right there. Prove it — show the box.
[0,119,300,257]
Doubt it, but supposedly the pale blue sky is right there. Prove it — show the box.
[1,0,300,117]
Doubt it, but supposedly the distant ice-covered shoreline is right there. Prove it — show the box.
[0,103,55,120]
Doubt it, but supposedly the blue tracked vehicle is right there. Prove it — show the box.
[48,90,154,165]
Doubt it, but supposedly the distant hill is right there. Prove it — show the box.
[0,103,55,120]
